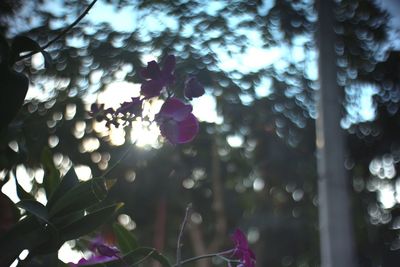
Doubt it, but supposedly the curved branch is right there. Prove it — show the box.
[16,0,98,62]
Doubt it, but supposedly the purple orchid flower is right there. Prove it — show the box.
[70,237,121,266]
[140,55,176,98]
[156,97,199,144]
[184,76,205,100]
[230,229,256,267]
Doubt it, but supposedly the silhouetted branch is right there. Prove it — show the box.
[16,0,98,61]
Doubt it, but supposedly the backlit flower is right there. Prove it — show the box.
[156,97,199,144]
[184,76,205,100]
[231,229,256,267]
[116,97,143,117]
[140,55,176,98]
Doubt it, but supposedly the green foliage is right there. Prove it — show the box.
[59,203,122,242]
[14,175,35,200]
[0,162,120,265]
[47,167,80,210]
[17,200,49,223]
[41,147,61,198]
[112,222,138,254]
[48,177,108,217]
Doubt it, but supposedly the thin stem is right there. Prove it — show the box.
[176,204,192,267]
[128,251,154,266]
[173,252,239,267]
[17,0,98,61]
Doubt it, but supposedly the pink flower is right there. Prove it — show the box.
[231,229,256,267]
[156,97,199,144]
[140,55,176,98]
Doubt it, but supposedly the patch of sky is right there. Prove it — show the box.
[204,1,226,16]
[341,83,378,129]
[258,0,275,16]
[239,93,254,106]
[85,1,137,32]
[192,93,223,124]
[305,50,318,81]
[255,77,272,98]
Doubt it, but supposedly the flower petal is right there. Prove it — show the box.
[159,113,199,144]
[231,229,256,267]
[141,79,164,98]
[141,60,161,80]
[159,119,179,144]
[184,76,205,100]
[175,113,199,144]
[159,98,192,122]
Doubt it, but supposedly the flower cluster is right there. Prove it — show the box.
[89,55,205,144]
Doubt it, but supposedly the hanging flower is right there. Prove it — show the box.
[230,229,256,267]
[184,76,205,100]
[140,55,176,98]
[155,97,199,144]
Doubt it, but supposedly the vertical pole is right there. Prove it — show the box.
[316,0,357,266]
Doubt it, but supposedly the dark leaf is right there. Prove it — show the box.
[10,36,52,67]
[41,147,60,199]
[0,191,20,236]
[47,167,79,211]
[17,200,49,223]
[112,223,138,254]
[14,174,34,201]
[48,178,108,218]
[60,203,122,242]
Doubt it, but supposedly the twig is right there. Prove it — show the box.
[176,204,192,267]
[16,0,98,61]
[172,252,239,267]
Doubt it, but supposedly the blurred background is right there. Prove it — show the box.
[1,0,400,266]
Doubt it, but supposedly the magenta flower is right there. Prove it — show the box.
[156,97,199,144]
[70,237,120,266]
[184,76,205,100]
[140,55,176,98]
[231,229,256,267]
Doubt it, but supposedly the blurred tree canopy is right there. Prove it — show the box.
[1,0,400,266]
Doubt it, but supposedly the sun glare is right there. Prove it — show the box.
[95,81,164,148]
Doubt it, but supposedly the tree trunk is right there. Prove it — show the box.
[316,0,357,266]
